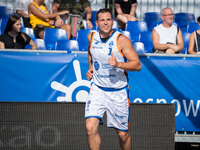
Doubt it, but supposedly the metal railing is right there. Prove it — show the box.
[0,0,200,21]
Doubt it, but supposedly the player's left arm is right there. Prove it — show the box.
[108,35,141,71]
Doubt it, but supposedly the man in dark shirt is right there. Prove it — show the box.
[52,0,93,29]
[115,0,137,30]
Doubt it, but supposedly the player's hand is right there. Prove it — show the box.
[108,52,119,68]
[86,69,93,80]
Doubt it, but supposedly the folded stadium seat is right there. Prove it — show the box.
[55,40,79,53]
[139,31,153,53]
[181,32,191,54]
[76,29,96,51]
[20,17,25,28]
[33,38,46,50]
[84,10,97,30]
[144,12,162,31]
[0,6,14,18]
[174,13,195,32]
[120,30,131,40]
[133,42,145,53]
[112,20,119,30]
[0,16,9,34]
[21,27,35,39]
[125,21,148,43]
[91,11,97,30]
[187,22,200,33]
[25,38,46,50]
[43,28,68,50]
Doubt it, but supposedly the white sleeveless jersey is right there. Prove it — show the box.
[89,30,128,89]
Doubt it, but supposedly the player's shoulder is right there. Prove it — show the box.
[117,32,131,44]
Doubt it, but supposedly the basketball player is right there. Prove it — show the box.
[85,8,141,150]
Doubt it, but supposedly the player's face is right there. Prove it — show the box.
[12,19,21,33]
[96,12,114,35]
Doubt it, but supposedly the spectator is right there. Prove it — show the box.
[28,0,71,39]
[114,0,138,30]
[0,15,38,49]
[15,0,51,27]
[152,7,184,54]
[188,16,200,54]
[52,0,93,29]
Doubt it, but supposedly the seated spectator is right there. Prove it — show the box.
[152,7,184,54]
[28,0,71,39]
[15,0,51,28]
[188,16,200,54]
[52,0,93,29]
[0,15,38,49]
[114,0,138,30]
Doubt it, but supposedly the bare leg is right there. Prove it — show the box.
[86,118,101,150]
[61,24,72,39]
[116,130,132,150]
[116,14,128,30]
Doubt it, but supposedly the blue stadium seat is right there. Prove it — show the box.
[21,27,35,39]
[20,17,25,28]
[187,22,200,33]
[144,12,162,31]
[174,13,195,32]
[91,11,97,30]
[34,38,46,50]
[76,29,95,51]
[120,30,131,40]
[55,40,79,52]
[43,28,68,50]
[0,6,14,17]
[139,31,153,53]
[125,21,148,42]
[25,38,46,50]
[133,42,145,53]
[181,32,191,54]
[84,11,97,30]
[0,16,9,34]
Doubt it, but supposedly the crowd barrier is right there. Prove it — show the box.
[0,50,199,135]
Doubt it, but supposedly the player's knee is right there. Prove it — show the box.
[118,131,130,142]
[86,122,97,137]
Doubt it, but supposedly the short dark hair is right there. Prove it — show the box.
[4,15,21,33]
[197,16,200,23]
[96,8,112,21]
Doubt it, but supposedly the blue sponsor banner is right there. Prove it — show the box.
[0,51,200,132]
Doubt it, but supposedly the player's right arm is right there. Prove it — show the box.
[86,32,93,80]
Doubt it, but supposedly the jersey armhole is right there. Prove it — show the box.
[89,32,95,51]
[116,33,125,57]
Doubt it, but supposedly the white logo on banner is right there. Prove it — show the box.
[51,60,91,102]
